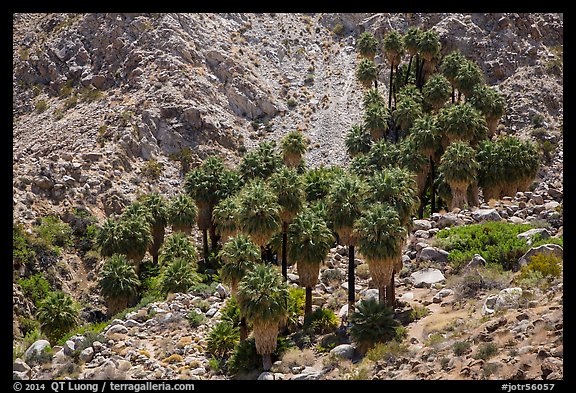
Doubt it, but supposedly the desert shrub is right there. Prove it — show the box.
[304,308,339,334]
[474,342,498,360]
[519,253,562,279]
[276,348,316,373]
[187,310,206,328]
[220,297,241,327]
[142,160,164,180]
[451,267,512,299]
[35,99,48,113]
[13,222,36,267]
[35,215,74,249]
[365,340,409,364]
[286,287,305,332]
[453,340,471,356]
[18,273,52,307]
[408,305,430,322]
[207,321,240,359]
[435,222,536,271]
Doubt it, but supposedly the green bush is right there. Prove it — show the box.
[18,273,52,307]
[453,340,471,356]
[474,342,498,360]
[408,305,430,322]
[13,222,36,267]
[365,340,409,364]
[227,336,291,375]
[187,310,206,328]
[35,99,48,113]
[220,297,241,328]
[434,222,537,271]
[142,160,164,180]
[304,308,339,334]
[286,287,305,332]
[35,215,74,249]
[519,253,562,279]
[207,321,240,359]
[349,298,401,353]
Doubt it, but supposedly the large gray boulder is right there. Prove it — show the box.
[515,244,563,271]
[517,228,550,245]
[436,213,464,229]
[418,246,449,264]
[410,268,446,288]
[483,287,523,314]
[24,340,51,362]
[472,208,502,222]
[330,344,355,360]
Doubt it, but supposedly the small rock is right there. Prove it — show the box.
[258,371,276,380]
[79,347,94,364]
[465,254,486,270]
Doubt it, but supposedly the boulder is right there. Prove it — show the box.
[330,344,355,360]
[472,208,502,222]
[483,287,523,314]
[432,289,454,303]
[465,254,487,270]
[24,340,51,362]
[410,268,446,288]
[517,228,550,244]
[515,244,563,271]
[258,371,276,380]
[436,213,464,229]
[418,247,449,264]
[13,358,31,374]
[215,283,229,299]
[79,347,94,364]
[413,219,432,231]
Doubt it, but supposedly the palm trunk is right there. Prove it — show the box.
[388,63,394,109]
[386,271,396,308]
[150,225,165,265]
[393,64,399,109]
[405,56,413,85]
[305,286,313,317]
[209,223,219,253]
[451,86,455,104]
[457,90,461,104]
[430,158,436,214]
[262,353,273,371]
[347,245,355,317]
[202,228,209,262]
[378,285,386,305]
[240,316,248,341]
[417,59,425,90]
[281,222,288,280]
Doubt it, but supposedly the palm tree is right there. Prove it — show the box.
[239,141,282,181]
[382,30,405,108]
[363,102,390,141]
[160,232,198,267]
[99,254,141,317]
[468,84,506,138]
[476,139,504,201]
[236,179,281,259]
[184,157,241,260]
[422,73,451,112]
[440,50,465,103]
[219,234,260,340]
[398,138,430,216]
[345,124,373,158]
[96,218,122,258]
[36,291,78,344]
[499,136,540,196]
[437,141,480,210]
[237,264,289,371]
[160,258,199,295]
[356,58,379,89]
[392,95,423,138]
[365,139,400,172]
[403,26,422,85]
[268,167,305,279]
[302,166,343,203]
[288,208,334,317]
[454,59,484,102]
[281,130,309,168]
[362,88,385,109]
[416,29,441,88]
[356,31,378,60]
[117,214,152,274]
[355,203,407,306]
[167,193,198,235]
[349,298,399,354]
[141,193,169,265]
[438,102,488,147]
[212,196,240,242]
[326,173,367,316]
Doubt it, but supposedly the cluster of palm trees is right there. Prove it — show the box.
[351,27,539,214]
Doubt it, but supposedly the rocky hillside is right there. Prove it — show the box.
[12,13,563,381]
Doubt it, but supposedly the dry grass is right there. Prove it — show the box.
[274,348,316,373]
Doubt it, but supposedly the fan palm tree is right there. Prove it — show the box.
[160,232,198,267]
[219,234,260,340]
[422,73,451,112]
[438,102,488,147]
[212,196,240,242]
[356,31,378,60]
[99,254,141,317]
[363,88,385,109]
[417,29,441,88]
[363,102,390,141]
[184,157,241,260]
[454,59,484,102]
[392,95,423,138]
[398,137,430,216]
[499,136,540,196]
[476,139,504,201]
[356,58,379,90]
[382,30,405,108]
[167,193,197,235]
[440,50,466,103]
[280,130,309,168]
[239,141,282,181]
[237,179,281,259]
[366,139,400,172]
[437,141,480,210]
[36,291,79,344]
[117,214,152,274]
[345,124,373,158]
[349,298,399,354]
[468,84,506,138]
[160,258,199,295]
[140,193,169,265]
[288,208,334,317]
[96,218,122,258]
[326,173,367,316]
[268,167,305,279]
[302,166,343,203]
[403,26,422,85]
[237,263,289,371]
[355,203,407,306]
